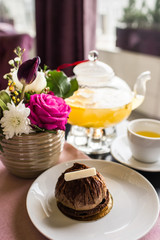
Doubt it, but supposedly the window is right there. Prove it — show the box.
[96,0,156,51]
[0,0,35,37]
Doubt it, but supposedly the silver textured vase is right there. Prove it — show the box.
[0,130,64,178]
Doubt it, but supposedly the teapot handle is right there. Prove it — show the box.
[133,71,151,96]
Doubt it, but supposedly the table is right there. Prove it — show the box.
[0,142,159,240]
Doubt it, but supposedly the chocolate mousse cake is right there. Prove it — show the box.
[55,162,113,221]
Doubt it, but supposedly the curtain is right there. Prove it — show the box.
[35,0,97,76]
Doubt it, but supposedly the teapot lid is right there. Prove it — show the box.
[73,50,115,86]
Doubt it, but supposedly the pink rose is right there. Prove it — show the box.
[26,92,71,131]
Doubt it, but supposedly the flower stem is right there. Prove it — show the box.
[20,84,26,101]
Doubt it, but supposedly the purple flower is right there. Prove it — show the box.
[17,57,40,84]
[26,92,71,131]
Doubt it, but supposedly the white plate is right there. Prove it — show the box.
[26,159,159,240]
[111,135,160,172]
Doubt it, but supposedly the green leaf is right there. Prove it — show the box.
[46,129,57,134]
[0,91,11,118]
[24,91,36,102]
[0,91,11,105]
[63,77,78,98]
[46,70,70,98]
[46,70,78,99]
[0,99,8,111]
[32,124,57,134]
[32,124,45,132]
[43,64,49,72]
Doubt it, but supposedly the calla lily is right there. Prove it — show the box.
[17,57,40,85]
[12,70,47,93]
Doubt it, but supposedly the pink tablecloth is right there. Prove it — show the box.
[0,142,159,240]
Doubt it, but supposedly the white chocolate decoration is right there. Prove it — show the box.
[64,167,96,181]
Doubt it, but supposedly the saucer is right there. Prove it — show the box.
[111,135,160,172]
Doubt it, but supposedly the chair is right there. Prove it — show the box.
[0,23,33,90]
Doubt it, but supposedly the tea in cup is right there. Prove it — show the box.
[127,118,160,163]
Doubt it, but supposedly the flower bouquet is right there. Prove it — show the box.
[0,47,78,178]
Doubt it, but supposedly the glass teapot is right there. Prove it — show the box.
[66,50,151,154]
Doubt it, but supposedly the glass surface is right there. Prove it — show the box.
[66,88,143,154]
[67,125,117,155]
[66,51,149,155]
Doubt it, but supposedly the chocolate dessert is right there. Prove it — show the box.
[55,162,113,221]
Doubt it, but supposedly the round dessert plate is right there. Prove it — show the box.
[26,159,159,240]
[111,135,160,172]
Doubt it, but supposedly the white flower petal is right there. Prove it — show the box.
[0,102,32,139]
[25,72,47,93]
[12,70,23,89]
[14,57,20,62]
[12,70,47,93]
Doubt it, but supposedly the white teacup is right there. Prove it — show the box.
[127,118,160,163]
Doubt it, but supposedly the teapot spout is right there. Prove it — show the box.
[133,71,151,97]
[132,71,151,110]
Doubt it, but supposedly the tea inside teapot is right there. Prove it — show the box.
[66,87,133,128]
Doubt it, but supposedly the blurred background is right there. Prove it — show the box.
[0,0,160,119]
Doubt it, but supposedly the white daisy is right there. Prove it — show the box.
[0,101,33,139]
